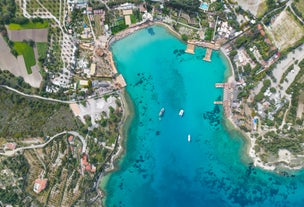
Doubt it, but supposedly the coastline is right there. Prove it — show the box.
[219,47,278,171]
[99,22,184,204]
[99,20,297,205]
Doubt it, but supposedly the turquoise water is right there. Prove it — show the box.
[103,26,304,207]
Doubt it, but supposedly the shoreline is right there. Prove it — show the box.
[99,20,297,205]
[219,46,279,171]
[220,47,304,172]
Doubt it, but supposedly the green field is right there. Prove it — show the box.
[36,42,48,61]
[8,21,48,30]
[13,42,36,74]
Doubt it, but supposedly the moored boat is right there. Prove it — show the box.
[179,109,184,117]
[159,107,165,117]
[188,134,191,142]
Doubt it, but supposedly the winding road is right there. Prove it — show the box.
[0,131,87,156]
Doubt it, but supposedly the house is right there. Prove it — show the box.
[33,178,48,193]
[87,7,92,14]
[79,80,89,87]
[81,153,96,174]
[4,143,16,150]
[68,135,74,144]
[90,63,96,76]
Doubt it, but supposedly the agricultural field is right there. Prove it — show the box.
[13,42,36,74]
[0,88,82,139]
[8,21,48,30]
[265,10,304,51]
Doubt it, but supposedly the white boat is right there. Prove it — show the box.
[188,134,191,142]
[179,109,184,117]
[159,108,165,117]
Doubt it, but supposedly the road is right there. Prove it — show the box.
[0,85,75,104]
[0,131,87,156]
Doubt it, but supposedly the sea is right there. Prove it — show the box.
[101,25,304,207]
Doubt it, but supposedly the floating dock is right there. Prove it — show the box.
[185,43,195,54]
[203,48,212,62]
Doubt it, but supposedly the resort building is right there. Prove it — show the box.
[33,178,48,193]
[79,80,89,87]
[90,63,96,76]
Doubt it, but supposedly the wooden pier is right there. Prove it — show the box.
[185,43,195,54]
[214,101,223,105]
[215,83,226,88]
[213,82,232,117]
[203,48,212,62]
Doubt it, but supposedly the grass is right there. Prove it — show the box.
[257,1,267,17]
[294,0,304,17]
[0,88,83,139]
[13,42,35,74]
[8,22,49,30]
[36,42,48,61]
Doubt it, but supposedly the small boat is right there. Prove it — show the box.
[179,109,184,117]
[159,108,165,117]
[188,134,191,142]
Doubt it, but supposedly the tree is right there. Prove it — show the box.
[181,34,188,42]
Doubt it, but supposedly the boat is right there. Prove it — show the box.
[179,109,184,117]
[159,108,165,117]
[188,134,191,142]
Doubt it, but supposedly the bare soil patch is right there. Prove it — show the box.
[235,0,266,16]
[7,28,48,42]
[265,10,304,51]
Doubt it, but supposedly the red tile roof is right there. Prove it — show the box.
[33,178,48,193]
[68,135,74,142]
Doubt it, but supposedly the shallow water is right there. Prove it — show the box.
[102,25,304,207]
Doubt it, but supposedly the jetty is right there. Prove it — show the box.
[215,83,226,88]
[185,43,195,54]
[186,40,220,62]
[214,82,232,117]
[214,101,223,104]
[203,48,212,62]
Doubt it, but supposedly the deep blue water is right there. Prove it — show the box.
[102,25,304,207]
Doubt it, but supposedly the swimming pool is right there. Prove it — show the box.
[200,2,209,11]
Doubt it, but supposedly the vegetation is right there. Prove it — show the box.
[292,0,304,21]
[0,155,30,205]
[254,79,271,102]
[36,42,48,63]
[0,88,82,139]
[111,20,128,34]
[13,42,36,74]
[8,21,48,30]
[0,0,16,25]
[165,0,200,13]
[204,28,214,41]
